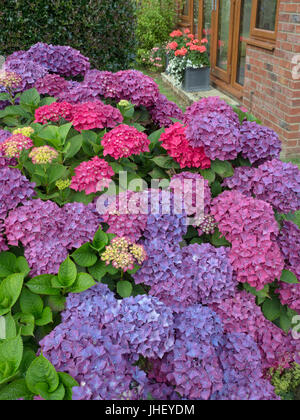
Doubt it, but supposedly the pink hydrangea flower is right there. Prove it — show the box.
[35,74,70,97]
[34,101,73,124]
[102,124,150,159]
[71,100,123,132]
[211,190,284,290]
[70,156,115,195]
[159,122,211,169]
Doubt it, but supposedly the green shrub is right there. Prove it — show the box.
[136,0,176,51]
[0,0,137,71]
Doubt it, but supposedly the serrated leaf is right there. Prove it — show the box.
[15,257,30,277]
[20,288,43,319]
[152,156,180,169]
[0,335,23,384]
[26,354,59,394]
[26,275,61,296]
[35,307,53,327]
[0,273,24,316]
[0,379,32,400]
[36,382,65,401]
[58,257,77,287]
[88,260,108,281]
[199,169,216,184]
[47,295,66,313]
[262,297,281,322]
[211,159,234,178]
[67,273,96,294]
[93,229,108,251]
[117,281,133,298]
[280,269,299,284]
[14,313,35,337]
[0,252,17,278]
[72,244,97,268]
[63,134,83,159]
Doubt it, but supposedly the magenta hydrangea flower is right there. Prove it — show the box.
[34,102,73,124]
[277,221,300,280]
[240,121,281,165]
[101,190,148,242]
[0,223,8,252]
[211,291,300,372]
[70,156,115,195]
[184,97,241,161]
[149,94,184,128]
[83,70,118,98]
[0,167,35,220]
[35,74,70,97]
[211,190,284,289]
[159,123,211,169]
[57,82,100,104]
[102,124,150,159]
[71,100,123,132]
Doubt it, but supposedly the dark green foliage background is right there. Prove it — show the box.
[0,0,137,71]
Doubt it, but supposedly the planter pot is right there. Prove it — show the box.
[182,66,210,92]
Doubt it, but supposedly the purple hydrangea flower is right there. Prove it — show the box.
[240,121,281,165]
[5,59,48,91]
[149,94,184,128]
[4,199,101,275]
[34,74,70,97]
[0,167,35,220]
[213,333,279,400]
[184,97,241,161]
[58,82,100,104]
[277,221,300,280]
[0,129,12,143]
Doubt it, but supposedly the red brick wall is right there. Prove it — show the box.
[243,0,300,158]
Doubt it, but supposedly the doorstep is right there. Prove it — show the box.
[161,72,240,107]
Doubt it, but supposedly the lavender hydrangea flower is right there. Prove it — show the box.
[240,121,281,165]
[58,82,100,104]
[252,159,300,214]
[0,167,35,220]
[4,199,101,275]
[213,333,279,400]
[5,59,48,91]
[277,221,300,280]
[0,223,8,252]
[0,129,12,143]
[149,94,184,128]
[184,97,241,161]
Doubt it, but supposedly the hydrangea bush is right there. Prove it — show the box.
[0,43,299,401]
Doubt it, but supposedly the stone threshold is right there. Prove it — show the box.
[161,72,240,107]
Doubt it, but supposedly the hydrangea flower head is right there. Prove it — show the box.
[0,167,35,220]
[101,236,147,272]
[29,146,58,165]
[102,124,150,159]
[34,102,73,124]
[149,94,184,128]
[0,130,12,144]
[101,191,148,242]
[5,58,48,91]
[71,100,123,132]
[56,179,71,191]
[211,190,284,289]
[35,73,70,97]
[0,134,33,158]
[70,156,114,195]
[159,122,211,169]
[278,221,300,280]
[13,127,34,137]
[0,70,22,90]
[240,121,281,165]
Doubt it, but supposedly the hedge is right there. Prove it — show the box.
[0,0,137,71]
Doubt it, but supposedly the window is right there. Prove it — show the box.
[250,0,279,42]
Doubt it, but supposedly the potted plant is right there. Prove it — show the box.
[166,29,210,92]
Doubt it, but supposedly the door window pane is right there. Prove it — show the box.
[182,0,190,16]
[203,0,213,55]
[216,0,231,71]
[236,0,252,85]
[256,0,278,31]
